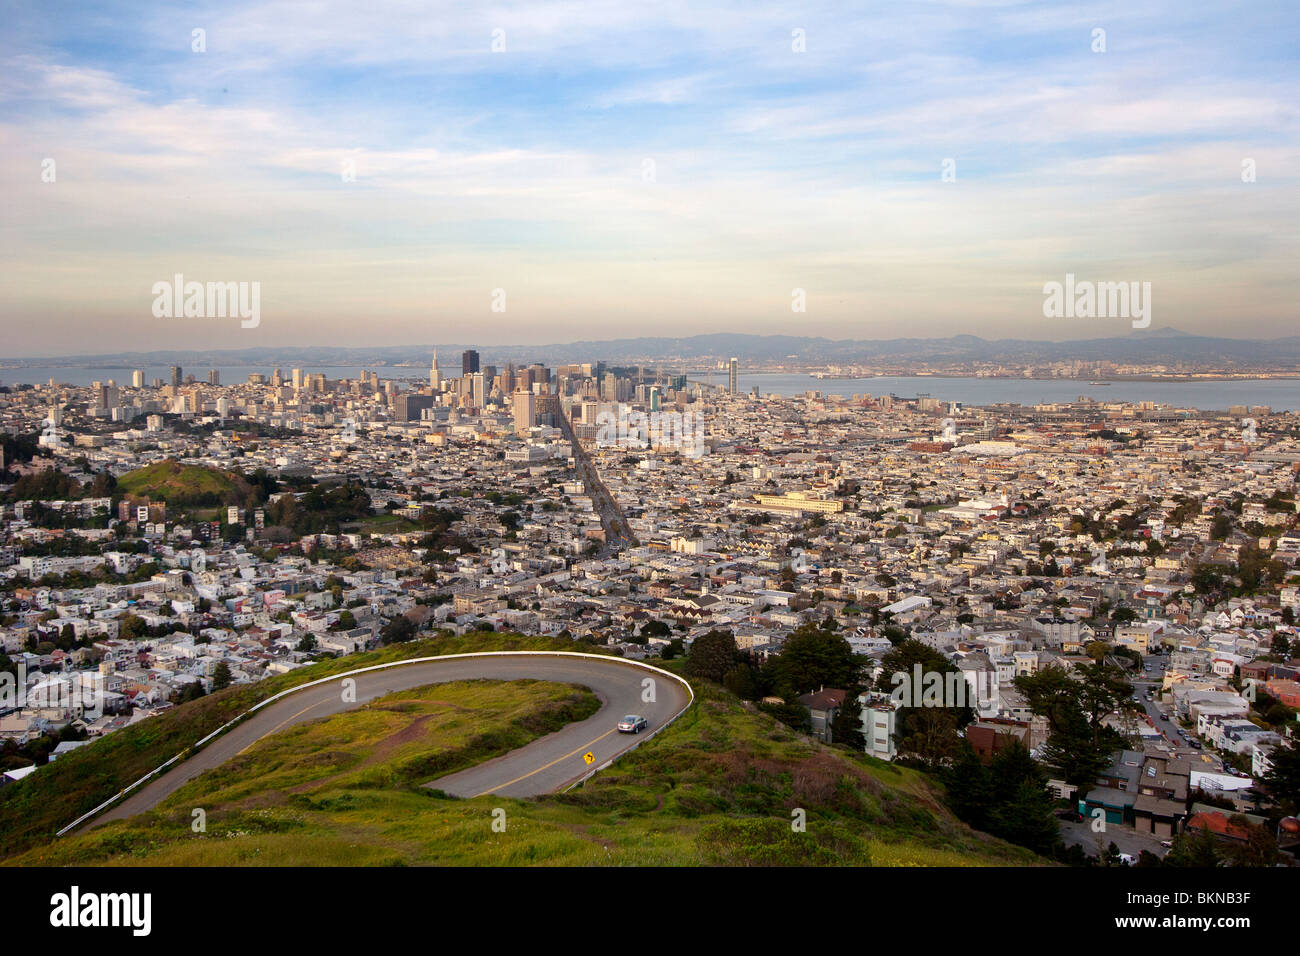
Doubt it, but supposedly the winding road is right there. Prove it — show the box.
[84,652,692,830]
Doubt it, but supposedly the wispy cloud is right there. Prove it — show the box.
[1,0,1297,354]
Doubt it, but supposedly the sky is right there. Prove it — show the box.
[1,0,1298,356]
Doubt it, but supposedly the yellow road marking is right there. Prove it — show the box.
[472,728,617,797]
[236,699,327,755]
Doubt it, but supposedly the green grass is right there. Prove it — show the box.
[116,459,249,505]
[348,513,421,533]
[0,632,606,860]
[8,655,1044,867]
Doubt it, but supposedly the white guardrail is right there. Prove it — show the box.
[56,650,694,836]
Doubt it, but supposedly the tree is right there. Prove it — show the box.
[764,621,860,697]
[1014,662,1131,786]
[1262,738,1300,814]
[877,638,975,765]
[944,743,995,831]
[1164,827,1223,867]
[685,629,738,682]
[830,689,866,750]
[380,614,419,645]
[212,662,232,690]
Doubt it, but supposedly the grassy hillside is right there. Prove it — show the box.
[6,653,1042,867]
[0,632,596,860]
[116,459,251,506]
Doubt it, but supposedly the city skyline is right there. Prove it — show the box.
[3,1,1298,355]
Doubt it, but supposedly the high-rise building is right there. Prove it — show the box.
[512,389,536,436]
[470,372,486,409]
[131,369,145,388]
[272,368,283,387]
[292,368,304,389]
[208,369,220,386]
[394,393,435,422]
[170,366,182,388]
[728,357,738,395]
[430,349,442,388]
[462,349,480,375]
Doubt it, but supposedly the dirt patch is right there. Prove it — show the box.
[288,714,439,793]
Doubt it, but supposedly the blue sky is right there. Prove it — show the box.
[2,0,1297,355]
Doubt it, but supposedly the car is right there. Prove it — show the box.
[617,714,648,734]
[1160,840,1174,849]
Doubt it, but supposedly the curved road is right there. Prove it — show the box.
[89,653,691,829]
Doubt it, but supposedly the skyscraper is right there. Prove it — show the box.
[728,357,738,394]
[430,349,441,388]
[512,389,536,435]
[170,366,182,388]
[462,349,480,375]
[131,369,145,388]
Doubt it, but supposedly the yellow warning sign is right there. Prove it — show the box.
[583,752,595,765]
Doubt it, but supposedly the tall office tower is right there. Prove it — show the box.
[529,364,550,392]
[91,382,108,409]
[152,377,164,389]
[208,369,220,386]
[430,350,441,388]
[395,393,435,422]
[462,349,480,375]
[649,386,661,412]
[170,366,182,388]
[132,369,145,389]
[512,389,536,435]
[272,368,283,387]
[728,357,738,394]
[292,368,304,389]
[468,372,485,409]
[601,372,618,402]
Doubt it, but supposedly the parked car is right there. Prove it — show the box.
[617,714,648,734]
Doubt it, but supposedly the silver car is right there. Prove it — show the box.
[617,714,648,734]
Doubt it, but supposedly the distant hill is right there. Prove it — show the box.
[12,329,1300,369]
[117,459,250,507]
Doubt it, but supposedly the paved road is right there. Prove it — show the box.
[89,653,691,829]
[557,406,638,553]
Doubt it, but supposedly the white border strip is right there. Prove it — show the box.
[56,650,693,836]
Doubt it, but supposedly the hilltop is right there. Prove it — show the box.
[116,459,252,507]
[1,634,1038,867]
